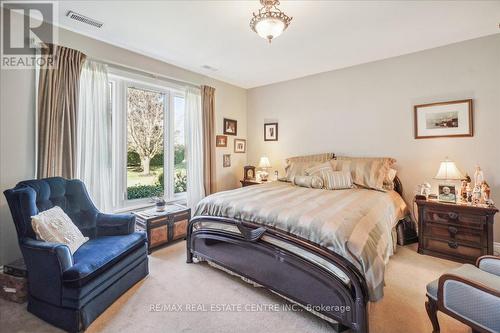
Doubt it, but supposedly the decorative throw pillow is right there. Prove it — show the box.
[305,162,353,190]
[284,153,335,181]
[31,206,88,254]
[292,175,324,189]
[331,157,395,191]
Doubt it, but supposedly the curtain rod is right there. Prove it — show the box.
[88,57,201,89]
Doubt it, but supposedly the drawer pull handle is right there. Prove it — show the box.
[448,241,458,249]
[448,226,458,236]
[448,212,459,220]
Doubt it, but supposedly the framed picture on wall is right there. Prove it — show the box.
[216,135,227,147]
[223,118,237,136]
[264,122,278,141]
[234,139,246,153]
[223,154,231,168]
[414,99,473,139]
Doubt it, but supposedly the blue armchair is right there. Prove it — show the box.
[4,177,149,332]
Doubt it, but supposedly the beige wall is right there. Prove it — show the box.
[0,19,247,264]
[247,34,500,242]
[2,15,498,266]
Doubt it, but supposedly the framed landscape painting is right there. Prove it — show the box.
[414,99,473,139]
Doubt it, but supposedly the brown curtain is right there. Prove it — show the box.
[201,86,216,195]
[37,45,86,179]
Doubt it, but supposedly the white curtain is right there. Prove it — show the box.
[76,60,112,212]
[185,86,205,209]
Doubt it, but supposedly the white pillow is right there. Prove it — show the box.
[31,206,88,254]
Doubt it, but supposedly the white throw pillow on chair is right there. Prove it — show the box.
[31,206,89,254]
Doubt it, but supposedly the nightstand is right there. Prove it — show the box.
[240,179,266,187]
[416,198,498,264]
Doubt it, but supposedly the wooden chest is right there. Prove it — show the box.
[416,199,498,264]
[134,204,191,253]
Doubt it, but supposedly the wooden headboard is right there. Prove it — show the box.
[394,176,403,196]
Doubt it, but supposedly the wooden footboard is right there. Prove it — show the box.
[186,216,369,333]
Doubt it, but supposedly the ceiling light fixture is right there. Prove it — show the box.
[250,0,292,43]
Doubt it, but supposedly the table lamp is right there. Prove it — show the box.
[434,158,464,203]
[258,157,271,181]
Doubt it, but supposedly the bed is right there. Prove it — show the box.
[186,176,407,333]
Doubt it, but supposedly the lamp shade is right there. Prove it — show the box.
[434,159,464,180]
[255,18,285,41]
[258,157,271,168]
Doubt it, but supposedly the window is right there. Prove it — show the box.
[173,96,186,194]
[126,86,166,199]
[109,69,186,210]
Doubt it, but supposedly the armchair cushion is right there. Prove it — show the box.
[63,232,147,287]
[96,212,135,236]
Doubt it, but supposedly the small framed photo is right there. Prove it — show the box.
[234,139,246,153]
[216,135,227,147]
[223,154,231,168]
[223,118,237,136]
[414,99,473,139]
[438,185,457,203]
[264,122,278,141]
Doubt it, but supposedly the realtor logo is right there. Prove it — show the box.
[1,1,58,69]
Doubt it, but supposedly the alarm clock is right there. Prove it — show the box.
[244,166,256,180]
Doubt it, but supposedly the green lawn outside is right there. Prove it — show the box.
[127,164,186,186]
[127,165,163,187]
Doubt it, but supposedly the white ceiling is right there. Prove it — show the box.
[56,1,500,89]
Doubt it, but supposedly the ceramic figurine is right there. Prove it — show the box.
[474,165,484,188]
[464,174,471,183]
[415,183,431,197]
[466,183,473,203]
[473,185,482,202]
[481,181,491,203]
[460,180,468,201]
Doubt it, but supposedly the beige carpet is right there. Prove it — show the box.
[0,242,473,333]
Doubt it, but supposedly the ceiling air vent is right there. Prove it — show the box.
[66,11,103,28]
[201,65,218,71]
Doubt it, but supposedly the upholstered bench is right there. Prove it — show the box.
[425,256,500,333]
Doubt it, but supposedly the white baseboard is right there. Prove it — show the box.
[494,242,500,256]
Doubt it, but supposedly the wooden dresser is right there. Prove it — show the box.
[416,198,498,264]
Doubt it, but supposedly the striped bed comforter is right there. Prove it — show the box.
[194,181,407,301]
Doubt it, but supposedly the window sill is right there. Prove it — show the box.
[113,195,187,214]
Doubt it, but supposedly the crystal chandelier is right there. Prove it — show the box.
[250,0,292,43]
